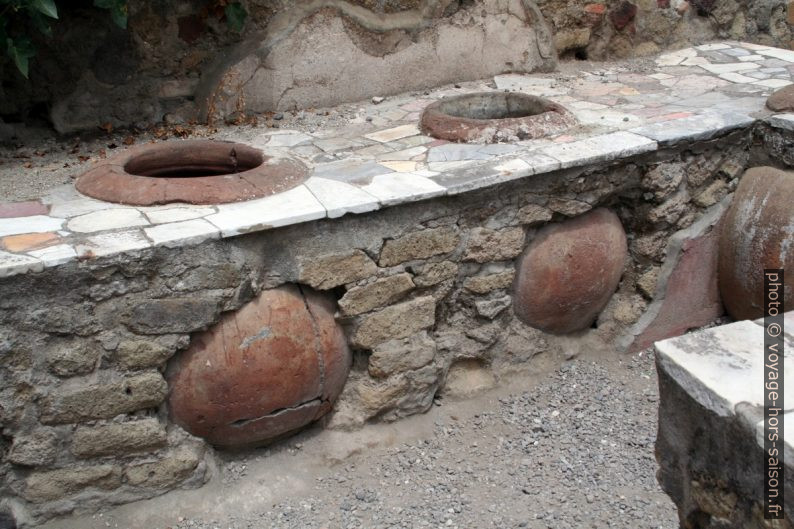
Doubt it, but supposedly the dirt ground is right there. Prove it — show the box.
[39,347,678,529]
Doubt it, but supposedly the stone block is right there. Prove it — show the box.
[24,465,121,502]
[41,371,168,424]
[642,163,685,200]
[298,250,378,289]
[124,444,203,489]
[45,338,101,377]
[547,199,592,217]
[368,332,436,378]
[413,261,458,287]
[654,319,794,527]
[636,266,660,299]
[693,180,728,208]
[648,190,690,225]
[357,363,442,419]
[474,296,512,319]
[8,429,59,467]
[339,273,415,316]
[515,204,552,226]
[115,339,176,369]
[352,297,436,349]
[126,297,220,334]
[72,419,167,458]
[463,270,515,294]
[463,227,524,263]
[379,227,460,267]
[442,359,495,398]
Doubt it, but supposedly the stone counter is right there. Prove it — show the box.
[655,317,794,528]
[1,42,794,526]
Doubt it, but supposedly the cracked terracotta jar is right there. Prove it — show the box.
[167,284,350,448]
[76,139,309,206]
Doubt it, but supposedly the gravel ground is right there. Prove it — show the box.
[164,350,677,529]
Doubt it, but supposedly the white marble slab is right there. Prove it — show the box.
[305,177,381,219]
[68,208,149,233]
[0,216,64,237]
[655,320,792,417]
[539,131,657,169]
[144,219,221,248]
[205,185,326,237]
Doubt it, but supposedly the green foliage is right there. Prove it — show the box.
[1,1,249,78]
[224,2,246,33]
[93,0,127,29]
[1,0,58,77]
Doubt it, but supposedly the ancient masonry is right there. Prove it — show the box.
[0,41,794,526]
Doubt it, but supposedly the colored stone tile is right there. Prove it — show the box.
[718,72,756,83]
[695,43,732,51]
[754,78,793,88]
[757,47,794,63]
[379,161,419,172]
[312,160,393,183]
[1,232,59,252]
[0,200,48,219]
[264,131,314,147]
[377,146,427,162]
[364,124,421,143]
[699,62,760,75]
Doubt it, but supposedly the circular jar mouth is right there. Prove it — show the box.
[420,92,577,143]
[76,140,309,206]
[123,142,264,178]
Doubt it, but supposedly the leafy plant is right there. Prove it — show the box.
[0,0,59,77]
[1,0,248,78]
[224,2,246,33]
[93,0,128,29]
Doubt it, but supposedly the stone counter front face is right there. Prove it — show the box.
[4,41,794,526]
[655,320,794,528]
[0,125,756,525]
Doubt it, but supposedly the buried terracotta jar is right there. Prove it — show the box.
[719,166,794,320]
[76,139,309,206]
[420,92,576,143]
[513,208,627,334]
[167,284,350,448]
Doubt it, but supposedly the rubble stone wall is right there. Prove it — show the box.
[0,127,769,525]
[540,0,794,60]
[1,0,792,134]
